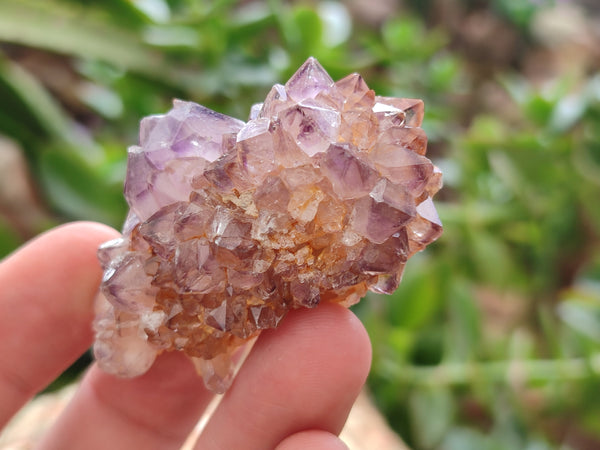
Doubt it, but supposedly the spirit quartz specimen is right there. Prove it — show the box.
[94,58,443,393]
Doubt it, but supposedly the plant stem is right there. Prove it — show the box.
[382,354,600,386]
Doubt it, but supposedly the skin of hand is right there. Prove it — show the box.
[0,222,372,450]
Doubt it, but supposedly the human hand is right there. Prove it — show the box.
[0,222,371,449]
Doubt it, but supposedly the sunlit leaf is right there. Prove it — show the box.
[558,301,600,344]
[0,57,75,145]
[0,0,162,75]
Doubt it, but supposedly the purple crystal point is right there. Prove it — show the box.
[285,57,334,101]
[141,100,244,168]
[237,118,277,182]
[333,73,375,111]
[278,101,340,156]
[124,147,200,222]
[320,144,378,199]
[374,97,425,128]
[259,83,289,118]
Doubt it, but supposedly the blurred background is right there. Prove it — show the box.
[1,0,599,448]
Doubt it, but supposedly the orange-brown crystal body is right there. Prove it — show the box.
[93,58,442,393]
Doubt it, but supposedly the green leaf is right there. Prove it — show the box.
[550,93,586,132]
[441,427,489,450]
[382,18,424,56]
[494,0,544,28]
[39,149,127,227]
[381,16,446,60]
[291,6,324,53]
[524,94,554,126]
[388,255,442,329]
[387,327,415,360]
[0,57,74,145]
[558,301,600,344]
[66,0,151,27]
[445,280,481,361]
[0,0,162,75]
[428,54,461,92]
[467,229,515,288]
[0,218,22,259]
[410,387,455,449]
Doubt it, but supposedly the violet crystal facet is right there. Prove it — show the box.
[94,58,442,393]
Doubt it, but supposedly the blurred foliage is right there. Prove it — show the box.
[1,0,599,448]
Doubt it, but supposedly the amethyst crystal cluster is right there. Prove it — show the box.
[94,58,442,393]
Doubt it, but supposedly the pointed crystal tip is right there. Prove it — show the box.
[285,57,335,101]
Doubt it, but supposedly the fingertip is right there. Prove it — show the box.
[261,302,373,391]
[199,301,373,449]
[0,221,121,426]
[21,221,120,316]
[40,352,213,450]
[276,430,349,450]
[42,221,120,249]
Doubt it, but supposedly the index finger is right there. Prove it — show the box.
[0,222,119,428]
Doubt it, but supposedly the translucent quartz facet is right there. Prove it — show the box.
[94,57,443,393]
